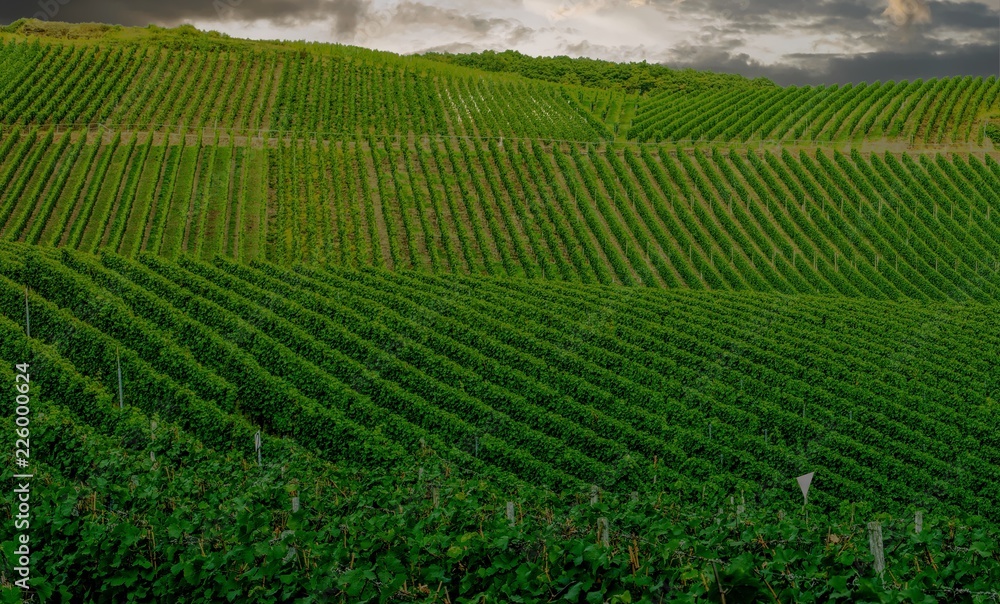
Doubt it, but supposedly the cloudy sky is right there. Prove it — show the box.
[3,0,998,85]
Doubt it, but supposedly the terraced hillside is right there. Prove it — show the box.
[629,76,1000,144]
[3,125,1000,303]
[0,25,998,298]
[0,128,267,261]
[4,244,1000,597]
[3,20,1000,601]
[0,37,607,140]
[3,245,1000,510]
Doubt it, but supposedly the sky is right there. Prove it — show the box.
[2,0,998,85]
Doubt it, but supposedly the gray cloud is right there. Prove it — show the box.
[416,41,485,54]
[357,2,534,47]
[651,0,998,83]
[560,39,664,63]
[0,0,370,34]
[391,3,514,34]
[666,42,999,85]
[0,0,995,85]
[646,0,984,39]
[930,0,999,29]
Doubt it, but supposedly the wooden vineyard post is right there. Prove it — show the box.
[597,518,610,547]
[867,521,885,578]
[117,348,124,410]
[915,511,923,534]
[590,485,599,505]
[506,501,516,527]
[712,562,727,604]
[292,496,300,513]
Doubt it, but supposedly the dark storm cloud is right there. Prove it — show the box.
[0,0,370,34]
[649,0,998,84]
[652,0,874,28]
[652,0,991,38]
[930,0,1000,29]
[666,43,998,85]
[813,44,998,83]
[2,0,995,85]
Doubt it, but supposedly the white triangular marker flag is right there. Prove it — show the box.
[796,472,814,501]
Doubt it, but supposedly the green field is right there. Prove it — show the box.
[2,19,1000,602]
[5,129,1000,304]
[629,76,1000,144]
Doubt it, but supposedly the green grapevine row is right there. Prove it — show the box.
[630,76,1000,143]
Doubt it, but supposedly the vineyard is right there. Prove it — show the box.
[4,125,1000,305]
[0,38,607,141]
[0,128,267,262]
[0,42,278,132]
[2,245,1000,598]
[0,28,996,147]
[628,77,1000,144]
[2,20,1000,602]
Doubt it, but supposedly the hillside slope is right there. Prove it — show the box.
[2,126,1000,303]
[0,34,608,140]
[2,245,998,516]
[0,25,996,301]
[2,21,1000,600]
[4,243,1000,598]
[630,77,1000,144]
